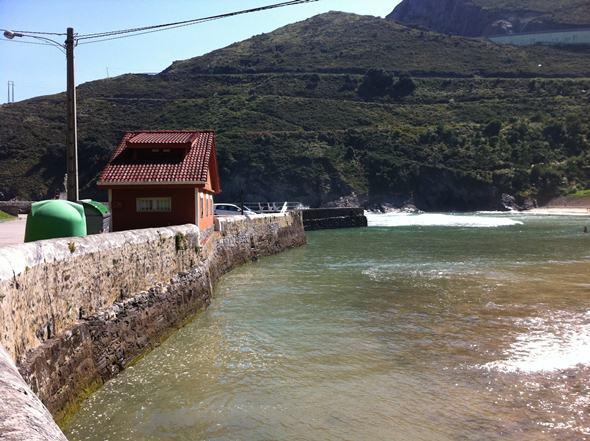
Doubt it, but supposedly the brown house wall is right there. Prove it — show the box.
[110,187,196,232]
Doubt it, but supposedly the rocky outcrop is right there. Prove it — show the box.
[387,0,590,36]
[324,192,368,209]
[499,193,537,211]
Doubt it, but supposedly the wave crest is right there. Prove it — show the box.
[366,212,524,228]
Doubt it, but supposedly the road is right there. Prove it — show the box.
[0,215,26,247]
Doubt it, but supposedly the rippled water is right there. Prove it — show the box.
[66,213,590,441]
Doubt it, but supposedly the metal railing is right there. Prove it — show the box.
[243,201,307,214]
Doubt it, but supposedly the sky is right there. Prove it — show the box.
[0,0,401,103]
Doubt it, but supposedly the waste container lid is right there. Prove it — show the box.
[79,200,109,215]
[25,200,87,242]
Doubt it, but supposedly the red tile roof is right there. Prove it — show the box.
[127,132,195,146]
[98,130,217,186]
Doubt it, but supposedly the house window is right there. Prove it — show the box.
[200,194,204,218]
[136,197,171,213]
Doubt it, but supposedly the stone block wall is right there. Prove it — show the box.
[0,212,305,440]
[0,224,201,363]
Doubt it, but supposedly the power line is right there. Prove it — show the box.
[2,0,320,47]
[77,0,319,41]
[78,17,220,45]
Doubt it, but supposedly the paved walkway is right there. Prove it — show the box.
[0,215,26,247]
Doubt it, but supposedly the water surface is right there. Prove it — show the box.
[66,213,590,440]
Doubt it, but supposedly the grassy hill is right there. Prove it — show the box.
[165,12,590,76]
[1,12,589,209]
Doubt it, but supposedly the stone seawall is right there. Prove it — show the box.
[0,224,202,363]
[302,208,368,231]
[0,200,32,216]
[0,213,305,440]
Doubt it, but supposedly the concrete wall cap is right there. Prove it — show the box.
[0,224,199,282]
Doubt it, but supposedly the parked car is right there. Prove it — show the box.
[214,203,259,216]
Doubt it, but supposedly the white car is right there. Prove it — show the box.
[214,203,259,216]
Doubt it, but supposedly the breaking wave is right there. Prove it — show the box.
[366,212,524,228]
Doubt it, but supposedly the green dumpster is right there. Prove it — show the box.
[79,200,111,234]
[24,200,87,243]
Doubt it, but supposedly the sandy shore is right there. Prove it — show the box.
[526,207,590,216]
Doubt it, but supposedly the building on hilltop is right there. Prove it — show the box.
[97,130,221,235]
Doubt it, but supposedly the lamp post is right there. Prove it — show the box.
[3,28,79,202]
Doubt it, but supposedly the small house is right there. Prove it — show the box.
[97,130,221,235]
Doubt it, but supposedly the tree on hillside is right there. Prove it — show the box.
[483,120,502,138]
[357,69,395,99]
[391,74,417,100]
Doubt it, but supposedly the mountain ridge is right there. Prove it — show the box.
[387,0,590,37]
[0,12,589,209]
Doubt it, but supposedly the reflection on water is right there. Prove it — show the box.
[66,213,590,441]
[483,311,590,373]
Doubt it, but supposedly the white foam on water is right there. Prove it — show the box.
[476,210,519,215]
[366,212,523,228]
[482,312,590,374]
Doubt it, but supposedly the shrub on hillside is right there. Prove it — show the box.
[357,70,417,100]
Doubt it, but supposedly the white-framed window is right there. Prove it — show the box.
[136,197,172,213]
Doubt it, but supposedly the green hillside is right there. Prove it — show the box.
[1,12,589,209]
[165,12,590,76]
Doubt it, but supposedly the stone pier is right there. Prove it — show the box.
[301,208,368,231]
[0,213,306,440]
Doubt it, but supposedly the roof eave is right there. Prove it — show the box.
[98,180,206,187]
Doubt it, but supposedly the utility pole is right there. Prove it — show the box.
[65,27,78,202]
[7,81,14,103]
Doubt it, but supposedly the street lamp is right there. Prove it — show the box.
[2,28,78,202]
[3,30,23,39]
